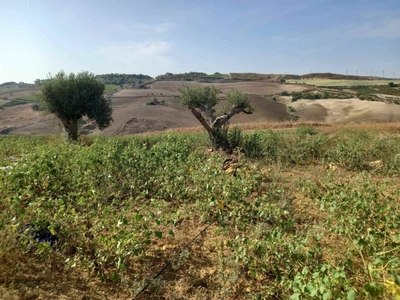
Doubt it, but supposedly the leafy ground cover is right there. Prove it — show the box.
[0,127,400,299]
[16,94,40,101]
[205,73,230,79]
[0,98,36,109]
[350,86,400,97]
[104,85,120,94]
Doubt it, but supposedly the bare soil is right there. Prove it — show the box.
[0,81,304,136]
[2,80,400,136]
[291,98,400,123]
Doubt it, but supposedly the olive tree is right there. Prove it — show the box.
[40,71,113,141]
[180,85,254,151]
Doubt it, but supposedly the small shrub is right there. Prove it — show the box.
[263,130,279,162]
[283,134,327,165]
[292,91,323,101]
[227,127,243,150]
[146,97,162,106]
[243,132,264,159]
[326,131,370,170]
[296,126,318,136]
[322,91,331,98]
[31,103,41,111]
[281,91,290,96]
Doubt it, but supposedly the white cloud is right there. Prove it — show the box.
[270,13,400,47]
[117,22,175,35]
[97,40,175,76]
[352,18,400,39]
[102,40,171,58]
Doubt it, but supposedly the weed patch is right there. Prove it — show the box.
[0,129,399,299]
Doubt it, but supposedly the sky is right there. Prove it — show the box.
[1,0,399,83]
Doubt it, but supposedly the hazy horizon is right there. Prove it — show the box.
[1,0,399,83]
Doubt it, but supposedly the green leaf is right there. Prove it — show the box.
[155,231,163,239]
[109,272,119,282]
[347,289,356,300]
[323,290,332,300]
[307,285,318,296]
[290,292,301,300]
[364,282,384,297]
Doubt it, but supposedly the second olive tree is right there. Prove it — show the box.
[180,85,254,151]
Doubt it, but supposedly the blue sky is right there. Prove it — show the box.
[1,0,399,83]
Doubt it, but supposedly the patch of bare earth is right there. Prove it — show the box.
[0,81,308,136]
[291,98,400,123]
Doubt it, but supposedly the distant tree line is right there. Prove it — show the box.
[156,72,227,81]
[0,82,18,88]
[96,73,152,85]
[156,72,207,81]
[0,81,33,88]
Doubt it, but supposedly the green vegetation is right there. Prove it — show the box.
[40,71,113,141]
[96,73,152,85]
[350,86,400,97]
[291,90,353,101]
[0,81,17,88]
[180,85,254,151]
[205,72,229,79]
[146,97,166,106]
[17,94,39,101]
[0,99,30,109]
[157,72,208,81]
[0,94,40,109]
[156,72,229,81]
[104,84,120,94]
[281,91,290,96]
[291,91,325,101]
[1,127,400,299]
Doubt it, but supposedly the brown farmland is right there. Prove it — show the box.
[1,79,400,136]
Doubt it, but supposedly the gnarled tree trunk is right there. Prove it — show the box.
[60,117,79,141]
